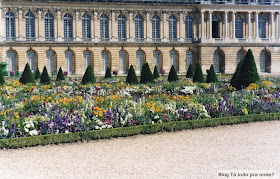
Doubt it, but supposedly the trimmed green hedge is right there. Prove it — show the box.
[1,112,279,149]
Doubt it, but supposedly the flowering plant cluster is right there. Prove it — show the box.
[0,76,280,139]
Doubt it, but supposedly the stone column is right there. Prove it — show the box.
[255,12,259,39]
[15,10,20,39]
[146,13,152,42]
[94,12,100,41]
[111,11,117,41]
[232,11,235,38]
[18,9,24,40]
[129,12,134,42]
[57,11,63,42]
[248,12,251,39]
[278,12,280,38]
[271,12,275,38]
[209,11,212,38]
[75,11,82,41]
[163,13,168,42]
[224,11,228,39]
[35,12,38,40]
[179,13,185,42]
[201,11,204,39]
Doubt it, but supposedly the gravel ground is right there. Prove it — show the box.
[0,121,280,179]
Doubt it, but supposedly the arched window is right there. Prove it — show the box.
[119,50,128,74]
[46,50,56,75]
[152,15,160,42]
[185,16,193,39]
[45,13,54,41]
[169,16,177,42]
[135,15,144,41]
[118,15,126,41]
[258,15,266,38]
[235,16,243,38]
[237,49,246,64]
[82,14,91,40]
[7,50,17,73]
[64,14,73,40]
[170,50,178,71]
[186,50,193,70]
[100,14,109,41]
[6,12,15,40]
[101,50,110,73]
[136,50,144,73]
[26,12,35,40]
[65,50,74,75]
[27,50,37,73]
[153,50,162,70]
[83,51,92,71]
[213,50,225,73]
[212,16,220,38]
[260,50,271,73]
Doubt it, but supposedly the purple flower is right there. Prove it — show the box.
[113,70,118,76]
[64,72,68,76]
[160,68,166,75]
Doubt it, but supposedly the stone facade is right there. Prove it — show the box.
[1,0,280,76]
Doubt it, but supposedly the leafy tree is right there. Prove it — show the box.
[230,58,244,90]
[193,62,204,83]
[81,65,96,84]
[0,69,5,85]
[40,66,51,85]
[19,63,35,84]
[168,65,179,82]
[153,65,160,79]
[34,68,41,80]
[206,65,219,83]
[126,65,139,85]
[140,63,154,84]
[105,67,111,78]
[186,64,195,78]
[56,67,65,81]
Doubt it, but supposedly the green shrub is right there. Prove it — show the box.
[19,63,35,84]
[153,65,160,79]
[186,64,195,78]
[206,65,219,83]
[56,67,65,81]
[168,65,179,82]
[105,67,111,78]
[140,63,154,84]
[193,62,204,83]
[81,65,96,84]
[0,69,5,85]
[34,68,41,80]
[126,65,139,84]
[40,66,51,85]
[230,49,260,90]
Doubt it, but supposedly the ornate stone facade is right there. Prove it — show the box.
[1,0,280,75]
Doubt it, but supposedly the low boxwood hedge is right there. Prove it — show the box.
[1,112,279,149]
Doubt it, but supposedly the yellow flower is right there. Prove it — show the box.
[242,108,248,115]
[93,111,97,115]
[98,112,103,117]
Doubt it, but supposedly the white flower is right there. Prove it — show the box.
[154,115,159,119]
[29,130,38,136]
[65,130,69,134]
[24,127,29,132]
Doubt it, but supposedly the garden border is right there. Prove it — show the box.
[1,112,280,149]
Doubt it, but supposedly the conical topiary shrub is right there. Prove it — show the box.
[126,65,138,85]
[193,62,204,83]
[34,68,41,80]
[40,66,51,85]
[105,67,111,79]
[230,58,244,90]
[206,65,219,83]
[168,65,178,82]
[0,69,5,85]
[56,67,65,81]
[153,65,160,79]
[186,64,195,78]
[140,63,154,84]
[81,65,96,84]
[19,63,35,84]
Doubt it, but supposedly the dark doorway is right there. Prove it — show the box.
[212,16,220,38]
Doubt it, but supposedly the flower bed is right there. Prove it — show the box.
[0,76,280,141]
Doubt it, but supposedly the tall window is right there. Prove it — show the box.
[152,15,160,42]
[258,15,266,38]
[235,16,243,38]
[153,50,162,69]
[45,13,54,41]
[65,50,74,75]
[170,50,178,71]
[186,50,193,70]
[101,50,110,73]
[169,16,177,42]
[46,50,55,75]
[237,49,246,64]
[64,14,73,40]
[7,50,17,73]
[6,12,15,40]
[118,15,126,41]
[119,50,127,74]
[212,16,220,38]
[100,14,109,41]
[27,50,36,73]
[26,12,35,40]
[136,50,144,72]
[260,50,271,73]
[82,14,91,40]
[83,51,92,71]
[213,50,225,73]
[185,16,193,39]
[135,15,144,41]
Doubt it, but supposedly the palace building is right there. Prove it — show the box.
[1,0,280,76]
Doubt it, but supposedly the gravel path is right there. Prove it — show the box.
[0,121,280,179]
